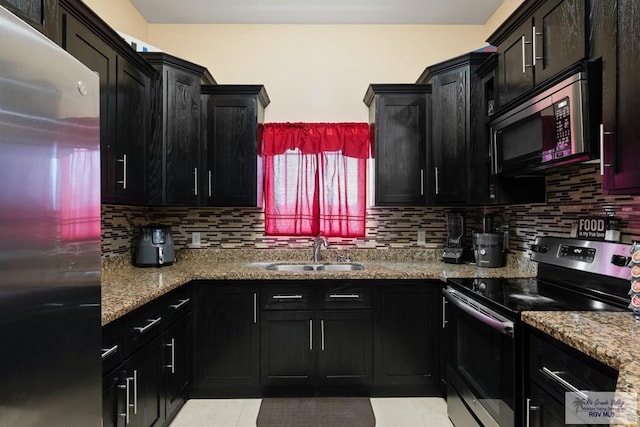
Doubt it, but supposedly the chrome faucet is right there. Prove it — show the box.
[313,234,329,262]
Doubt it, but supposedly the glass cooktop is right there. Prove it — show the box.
[446,277,625,317]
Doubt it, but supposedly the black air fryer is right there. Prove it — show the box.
[135,225,176,267]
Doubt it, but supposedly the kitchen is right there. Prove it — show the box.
[1,0,639,426]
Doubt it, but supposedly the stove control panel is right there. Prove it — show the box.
[559,245,596,263]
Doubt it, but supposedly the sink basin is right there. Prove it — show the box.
[265,263,364,272]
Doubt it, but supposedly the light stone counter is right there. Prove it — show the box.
[522,311,640,427]
[102,248,535,325]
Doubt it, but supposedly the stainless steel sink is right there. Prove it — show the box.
[265,263,364,272]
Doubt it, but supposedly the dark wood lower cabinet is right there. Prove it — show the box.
[373,282,439,394]
[194,283,260,394]
[164,313,192,423]
[127,337,165,427]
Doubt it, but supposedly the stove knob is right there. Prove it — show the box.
[480,249,486,255]
[479,282,486,290]
[531,244,548,253]
[610,254,630,267]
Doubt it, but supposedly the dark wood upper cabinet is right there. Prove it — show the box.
[0,0,58,41]
[59,0,154,205]
[364,84,431,206]
[201,85,270,207]
[592,0,640,195]
[488,0,588,109]
[142,53,213,206]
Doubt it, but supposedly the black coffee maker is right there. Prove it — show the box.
[443,211,467,264]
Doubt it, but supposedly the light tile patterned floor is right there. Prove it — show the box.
[169,397,453,427]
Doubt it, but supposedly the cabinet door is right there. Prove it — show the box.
[497,20,534,106]
[103,368,127,427]
[196,284,260,389]
[261,311,316,388]
[127,338,164,427]
[164,67,201,205]
[60,10,117,202]
[532,0,587,84]
[1,0,58,41]
[115,59,150,204]
[205,95,259,206]
[599,0,640,194]
[373,283,438,390]
[164,314,191,422]
[375,93,427,205]
[317,311,372,387]
[432,70,468,204]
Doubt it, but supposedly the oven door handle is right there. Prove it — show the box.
[443,288,514,337]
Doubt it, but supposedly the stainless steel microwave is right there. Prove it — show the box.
[489,68,600,176]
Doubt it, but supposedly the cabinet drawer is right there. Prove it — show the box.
[262,282,314,310]
[318,282,371,309]
[528,329,618,404]
[123,301,164,357]
[162,285,192,325]
[102,319,124,374]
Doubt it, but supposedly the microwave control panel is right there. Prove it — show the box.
[542,97,572,162]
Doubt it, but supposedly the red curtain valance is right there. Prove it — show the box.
[262,122,370,159]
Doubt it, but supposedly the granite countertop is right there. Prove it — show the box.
[102,248,534,325]
[522,312,640,427]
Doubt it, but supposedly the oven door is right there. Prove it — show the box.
[443,287,515,427]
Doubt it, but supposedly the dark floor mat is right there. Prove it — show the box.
[256,397,376,427]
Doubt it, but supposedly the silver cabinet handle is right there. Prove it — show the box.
[420,168,424,196]
[193,167,198,196]
[133,317,161,334]
[521,35,527,74]
[540,367,589,400]
[272,295,303,299]
[526,398,539,427]
[442,297,448,329]
[253,293,257,324]
[165,338,175,374]
[208,170,212,198]
[434,166,440,195]
[118,377,131,424]
[132,370,138,415]
[491,130,499,174]
[329,294,360,299]
[533,25,543,65]
[117,154,127,189]
[309,319,313,351]
[102,344,119,360]
[599,123,614,175]
[321,319,325,351]
[169,298,190,310]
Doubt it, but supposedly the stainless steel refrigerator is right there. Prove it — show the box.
[0,6,101,426]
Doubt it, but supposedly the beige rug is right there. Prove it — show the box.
[257,397,376,427]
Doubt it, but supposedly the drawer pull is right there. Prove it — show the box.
[272,295,303,300]
[329,294,360,299]
[133,317,161,334]
[540,367,589,401]
[101,344,119,360]
[169,298,190,310]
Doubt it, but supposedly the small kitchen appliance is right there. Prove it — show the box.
[135,225,176,267]
[473,214,508,268]
[442,211,467,264]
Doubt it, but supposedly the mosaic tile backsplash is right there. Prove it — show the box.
[102,164,640,259]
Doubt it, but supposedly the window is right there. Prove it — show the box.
[262,123,369,237]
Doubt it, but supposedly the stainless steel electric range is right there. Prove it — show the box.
[443,236,632,427]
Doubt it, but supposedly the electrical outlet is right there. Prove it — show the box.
[417,230,426,246]
[191,232,201,247]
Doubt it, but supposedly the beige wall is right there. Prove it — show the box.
[485,0,525,38]
[82,0,149,41]
[80,0,523,122]
[148,24,487,122]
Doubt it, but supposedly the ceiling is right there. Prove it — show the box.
[129,0,505,25]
